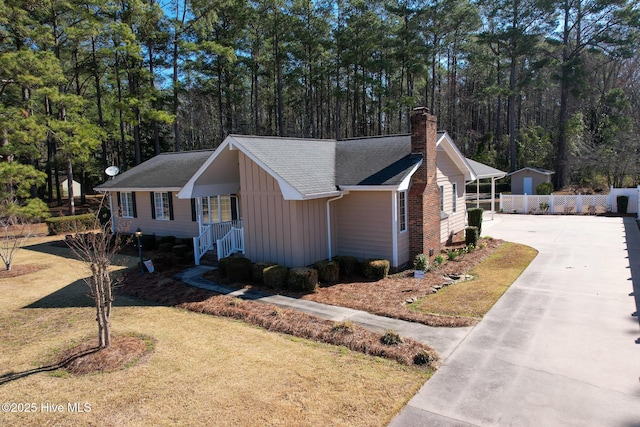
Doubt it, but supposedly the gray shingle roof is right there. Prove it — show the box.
[228,135,337,196]
[336,135,420,186]
[465,158,508,179]
[95,150,215,191]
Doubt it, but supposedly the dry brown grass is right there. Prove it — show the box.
[412,242,537,317]
[0,236,429,427]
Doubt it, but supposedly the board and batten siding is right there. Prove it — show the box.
[238,152,330,267]
[111,191,198,238]
[437,153,467,243]
[335,191,394,262]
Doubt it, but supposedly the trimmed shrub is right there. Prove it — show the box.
[158,242,173,253]
[362,259,390,281]
[536,182,553,195]
[288,267,318,292]
[413,254,429,271]
[171,244,191,258]
[46,213,96,235]
[313,260,340,284]
[263,265,289,289]
[158,235,176,246]
[465,226,479,247]
[332,255,358,277]
[140,234,157,250]
[224,256,252,283]
[176,237,194,248]
[380,330,403,346]
[252,262,276,284]
[413,350,434,366]
[467,208,484,236]
[617,195,629,214]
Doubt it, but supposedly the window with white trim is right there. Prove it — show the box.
[201,195,238,223]
[154,192,170,220]
[452,183,457,213]
[120,192,134,218]
[398,191,407,232]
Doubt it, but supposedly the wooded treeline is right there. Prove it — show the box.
[0,0,639,216]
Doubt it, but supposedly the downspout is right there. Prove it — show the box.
[326,192,344,260]
[109,192,115,234]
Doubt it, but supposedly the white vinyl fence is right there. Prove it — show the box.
[500,186,639,216]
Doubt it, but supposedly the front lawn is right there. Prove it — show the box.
[0,236,429,427]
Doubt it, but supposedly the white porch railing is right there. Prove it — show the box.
[217,227,245,260]
[500,187,640,215]
[193,219,243,266]
[193,224,213,266]
[211,219,243,242]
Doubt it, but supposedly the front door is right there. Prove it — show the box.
[523,177,533,195]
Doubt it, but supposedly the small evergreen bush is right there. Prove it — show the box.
[313,260,340,284]
[331,320,354,333]
[252,262,276,284]
[467,208,483,236]
[362,259,390,280]
[332,255,358,277]
[263,265,289,289]
[433,254,445,267]
[465,226,479,247]
[413,253,429,271]
[617,195,629,214]
[171,244,191,258]
[225,256,252,283]
[158,235,176,245]
[413,350,434,366]
[380,330,403,346]
[288,267,318,292]
[158,242,173,252]
[536,182,553,195]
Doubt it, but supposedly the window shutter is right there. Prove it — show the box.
[168,192,174,220]
[132,192,137,218]
[150,192,156,219]
[231,195,238,221]
[191,198,196,222]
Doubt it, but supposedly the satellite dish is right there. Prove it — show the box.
[105,166,120,177]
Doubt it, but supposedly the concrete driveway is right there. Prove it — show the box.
[390,214,640,426]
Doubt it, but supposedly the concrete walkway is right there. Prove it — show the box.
[389,214,640,426]
[175,267,473,361]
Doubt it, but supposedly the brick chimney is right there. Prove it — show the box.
[408,107,440,260]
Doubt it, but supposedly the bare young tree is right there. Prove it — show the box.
[65,203,128,348]
[0,215,32,271]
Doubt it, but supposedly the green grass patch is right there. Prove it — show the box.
[411,242,537,318]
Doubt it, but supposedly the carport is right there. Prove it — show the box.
[465,158,507,219]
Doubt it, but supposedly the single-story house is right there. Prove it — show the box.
[96,108,478,268]
[509,167,554,195]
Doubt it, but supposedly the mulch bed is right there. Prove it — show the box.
[57,335,154,375]
[120,272,439,368]
[204,238,503,327]
[0,264,43,279]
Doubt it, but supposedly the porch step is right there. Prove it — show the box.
[199,250,218,267]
